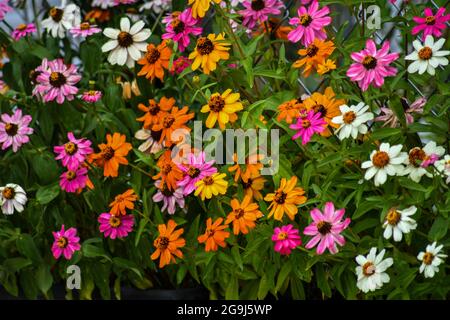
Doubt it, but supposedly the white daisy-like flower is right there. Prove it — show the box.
[382,206,417,242]
[41,2,81,38]
[331,102,374,140]
[101,17,151,68]
[134,128,164,154]
[92,0,115,9]
[0,183,28,215]
[435,154,450,184]
[405,36,449,75]
[355,248,393,293]
[139,0,172,13]
[403,141,445,183]
[417,242,447,278]
[361,143,408,186]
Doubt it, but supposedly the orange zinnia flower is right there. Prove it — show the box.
[256,18,292,40]
[153,150,184,191]
[152,106,194,147]
[225,195,263,235]
[293,39,335,77]
[137,41,172,82]
[136,97,175,129]
[241,174,266,201]
[277,98,306,124]
[109,189,138,216]
[84,9,110,23]
[91,133,132,178]
[228,153,263,182]
[197,217,230,252]
[151,219,185,268]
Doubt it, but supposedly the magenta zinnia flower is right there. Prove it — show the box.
[289,110,326,145]
[304,202,351,255]
[11,23,36,41]
[288,0,331,46]
[81,90,102,103]
[170,56,192,74]
[0,108,34,152]
[153,180,185,214]
[70,22,102,37]
[98,212,134,239]
[54,132,93,170]
[238,0,284,30]
[177,151,217,195]
[34,58,81,104]
[162,8,202,52]
[272,225,302,255]
[412,7,450,38]
[346,39,399,92]
[59,167,88,193]
[51,225,81,260]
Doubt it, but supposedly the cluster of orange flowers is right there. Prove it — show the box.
[293,39,336,76]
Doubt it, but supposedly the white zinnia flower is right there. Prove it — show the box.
[101,17,151,68]
[0,183,28,215]
[382,206,417,242]
[355,248,393,293]
[361,143,407,186]
[139,0,172,13]
[403,141,445,182]
[41,1,81,38]
[331,102,374,140]
[92,0,115,9]
[435,154,450,184]
[405,36,449,75]
[134,128,164,154]
[417,242,447,278]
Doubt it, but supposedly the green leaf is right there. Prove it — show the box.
[36,265,53,295]
[231,246,243,271]
[16,234,42,264]
[225,276,239,299]
[275,261,292,293]
[36,183,60,205]
[82,243,112,261]
[428,217,449,241]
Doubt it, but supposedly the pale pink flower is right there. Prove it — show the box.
[81,90,102,103]
[238,0,284,30]
[51,225,81,260]
[289,110,326,145]
[162,8,202,52]
[70,22,102,37]
[0,0,12,21]
[375,97,425,128]
[412,7,450,38]
[304,202,351,255]
[11,23,36,40]
[54,132,93,170]
[152,180,185,214]
[98,212,134,239]
[0,108,33,153]
[272,224,302,255]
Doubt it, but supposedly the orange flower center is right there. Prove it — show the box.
[203,176,214,186]
[422,252,434,265]
[313,104,327,117]
[118,31,133,47]
[161,183,174,196]
[274,191,286,204]
[306,44,319,57]
[109,216,122,228]
[56,236,68,248]
[372,151,390,168]
[162,163,172,175]
[362,262,375,276]
[50,7,63,22]
[102,146,115,160]
[251,0,265,11]
[343,111,356,124]
[317,221,332,235]
[171,19,185,34]
[66,170,77,181]
[187,166,200,178]
[88,90,97,96]
[425,16,436,25]
[64,142,78,155]
[301,119,311,128]
[208,95,225,112]
[241,178,252,189]
[386,208,401,225]
[234,208,245,219]
[156,236,169,249]
[163,115,175,128]
[206,228,215,237]
[277,231,288,240]
[145,48,161,64]
[362,55,377,69]
[196,37,214,55]
[418,47,432,60]
[409,147,426,168]
[299,14,312,26]
[2,187,15,200]
[17,24,27,31]
[80,22,91,30]
[5,123,18,136]
[50,72,67,87]
[148,102,161,115]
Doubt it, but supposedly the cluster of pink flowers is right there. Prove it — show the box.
[272,202,351,256]
[0,109,34,153]
[289,110,326,145]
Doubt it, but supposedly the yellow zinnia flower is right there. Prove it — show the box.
[189,33,231,75]
[201,89,243,130]
[188,0,222,19]
[194,173,228,200]
[264,176,307,221]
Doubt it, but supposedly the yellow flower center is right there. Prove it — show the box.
[171,18,185,34]
[50,7,64,22]
[80,22,91,30]
[317,221,332,235]
[208,95,226,112]
[57,236,68,248]
[187,166,200,178]
[362,262,375,276]
[343,111,356,124]
[66,170,77,181]
[163,115,175,128]
[5,123,18,136]
[203,176,214,186]
[2,187,15,200]
[277,231,288,240]
[372,151,390,168]
[145,47,161,64]
[409,147,426,168]
[422,252,434,265]
[274,191,287,204]
[386,208,401,225]
[118,31,133,48]
[425,16,436,25]
[418,47,432,60]
[156,236,169,249]
[17,24,27,31]
[196,37,214,55]
[299,14,312,27]
[50,72,67,87]
[64,142,78,155]
[109,216,122,228]
[306,44,319,57]
[362,55,377,69]
[234,208,245,219]
[102,146,115,160]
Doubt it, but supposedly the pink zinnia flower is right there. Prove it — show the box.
[34,58,81,104]
[288,0,331,46]
[375,97,425,128]
[238,0,284,30]
[272,224,302,255]
[346,39,399,92]
[54,132,93,170]
[113,0,137,5]
[162,8,202,52]
[289,110,326,145]
[81,90,102,103]
[177,151,217,195]
[51,225,81,260]
[98,212,134,239]
[152,179,185,214]
[412,7,450,38]
[0,108,33,152]
[11,23,36,41]
[70,22,102,37]
[59,167,88,193]
[0,0,12,21]
[304,202,351,255]
[170,56,191,74]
